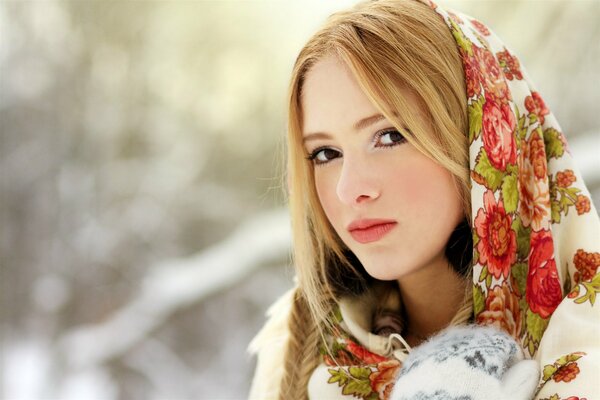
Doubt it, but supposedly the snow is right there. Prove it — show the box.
[60,208,291,368]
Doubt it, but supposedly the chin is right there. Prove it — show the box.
[362,264,404,282]
[358,253,421,282]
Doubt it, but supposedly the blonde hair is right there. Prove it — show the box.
[280,1,473,398]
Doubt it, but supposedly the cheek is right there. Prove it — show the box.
[401,156,463,222]
[314,170,341,224]
[407,164,447,202]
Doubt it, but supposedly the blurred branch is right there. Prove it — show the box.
[123,338,198,399]
[59,208,291,368]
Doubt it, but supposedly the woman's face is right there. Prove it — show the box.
[301,56,464,281]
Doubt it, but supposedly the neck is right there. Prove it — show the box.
[397,257,467,342]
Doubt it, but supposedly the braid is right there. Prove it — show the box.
[279,287,322,400]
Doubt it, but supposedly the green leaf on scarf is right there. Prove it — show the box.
[473,285,485,316]
[548,178,561,224]
[485,273,492,288]
[511,262,528,295]
[515,105,527,141]
[332,304,343,324]
[542,364,559,382]
[518,298,529,337]
[506,162,518,176]
[526,334,537,356]
[473,229,480,247]
[327,368,349,386]
[528,113,538,126]
[501,174,518,213]
[468,95,484,143]
[522,333,529,352]
[511,216,531,260]
[473,230,480,264]
[526,308,550,344]
[558,187,580,217]
[348,366,371,380]
[563,271,572,295]
[551,198,561,224]
[342,367,373,397]
[450,19,472,56]
[473,230,480,267]
[555,352,586,366]
[544,395,561,400]
[331,340,346,355]
[574,273,600,306]
[559,195,572,215]
[474,148,504,191]
[543,128,565,160]
[478,266,489,282]
[563,186,581,202]
[575,288,596,306]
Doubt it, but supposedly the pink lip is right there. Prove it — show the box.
[347,219,397,244]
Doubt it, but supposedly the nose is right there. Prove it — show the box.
[335,156,380,206]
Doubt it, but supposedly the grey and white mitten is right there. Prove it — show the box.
[390,324,539,400]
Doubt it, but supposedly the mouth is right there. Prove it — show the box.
[347,219,397,244]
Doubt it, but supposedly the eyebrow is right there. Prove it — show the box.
[302,113,386,143]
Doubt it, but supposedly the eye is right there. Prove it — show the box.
[375,129,406,147]
[306,147,341,165]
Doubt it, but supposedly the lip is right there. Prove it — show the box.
[347,219,397,244]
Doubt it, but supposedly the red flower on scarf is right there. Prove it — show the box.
[529,129,548,179]
[575,195,591,215]
[476,283,522,338]
[474,190,517,279]
[479,48,501,82]
[482,94,517,171]
[496,48,523,80]
[553,362,581,383]
[526,230,562,319]
[471,19,490,36]
[369,360,401,400]
[556,169,576,188]
[518,129,551,231]
[525,92,549,125]
[345,339,387,365]
[477,47,511,105]
[463,48,483,98]
[323,352,354,367]
[573,249,600,284]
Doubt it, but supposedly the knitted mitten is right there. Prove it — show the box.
[390,324,539,400]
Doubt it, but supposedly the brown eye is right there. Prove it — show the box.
[376,129,406,146]
[308,147,341,165]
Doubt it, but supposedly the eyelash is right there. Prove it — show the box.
[305,128,407,166]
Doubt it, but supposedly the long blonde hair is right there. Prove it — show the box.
[280,1,473,398]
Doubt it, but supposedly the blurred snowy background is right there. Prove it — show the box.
[1,0,598,399]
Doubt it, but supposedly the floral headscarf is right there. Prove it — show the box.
[425,0,600,357]
[309,1,600,399]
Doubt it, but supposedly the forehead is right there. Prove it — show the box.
[300,56,425,136]
[301,57,376,134]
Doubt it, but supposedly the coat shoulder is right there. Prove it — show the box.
[247,285,296,399]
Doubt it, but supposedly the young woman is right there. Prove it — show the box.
[248,0,600,399]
